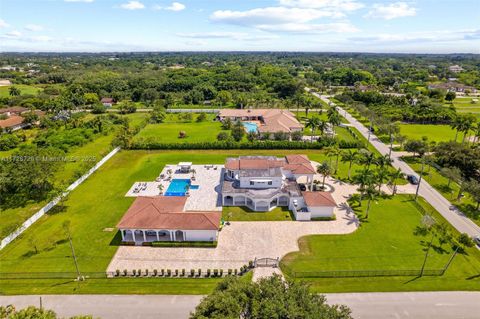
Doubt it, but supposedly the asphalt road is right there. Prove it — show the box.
[2,292,479,319]
[308,90,480,238]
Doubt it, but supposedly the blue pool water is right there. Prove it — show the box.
[165,179,199,196]
[242,121,258,133]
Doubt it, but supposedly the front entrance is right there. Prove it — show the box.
[175,230,185,242]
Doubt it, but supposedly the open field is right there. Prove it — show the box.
[0,149,402,294]
[399,124,458,143]
[403,156,480,227]
[0,84,43,97]
[449,97,480,118]
[222,206,294,221]
[281,195,480,292]
[135,121,224,143]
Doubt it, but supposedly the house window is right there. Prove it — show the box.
[268,181,272,185]
[250,181,254,185]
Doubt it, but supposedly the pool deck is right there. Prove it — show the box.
[125,164,223,212]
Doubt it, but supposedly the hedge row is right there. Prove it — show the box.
[128,138,364,150]
[150,241,217,248]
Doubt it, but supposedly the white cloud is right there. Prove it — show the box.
[349,29,480,44]
[2,30,22,38]
[0,19,9,29]
[166,2,186,11]
[31,35,53,42]
[120,1,145,10]
[365,2,416,20]
[211,7,345,26]
[257,22,358,33]
[64,0,94,2]
[177,32,279,41]
[279,0,364,11]
[25,24,44,32]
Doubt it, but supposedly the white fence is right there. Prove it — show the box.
[0,147,121,250]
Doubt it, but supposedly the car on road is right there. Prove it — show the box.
[474,236,480,247]
[407,174,419,185]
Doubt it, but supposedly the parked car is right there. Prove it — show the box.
[474,236,480,247]
[407,175,419,185]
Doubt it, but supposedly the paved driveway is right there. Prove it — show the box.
[107,176,359,273]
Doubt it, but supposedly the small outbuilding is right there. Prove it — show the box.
[302,191,337,218]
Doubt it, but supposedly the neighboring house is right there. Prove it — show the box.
[427,82,477,94]
[117,196,221,245]
[0,107,39,132]
[101,97,115,107]
[221,155,336,220]
[217,109,304,134]
[449,65,464,73]
[0,115,25,132]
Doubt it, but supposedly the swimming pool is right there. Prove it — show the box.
[242,121,258,133]
[165,179,199,196]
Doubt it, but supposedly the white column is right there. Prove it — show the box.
[173,231,176,241]
[121,229,125,241]
[254,201,257,211]
[169,231,173,241]
[132,230,136,242]
[156,231,160,241]
[310,175,314,190]
[142,230,146,242]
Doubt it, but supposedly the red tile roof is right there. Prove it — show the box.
[284,163,316,174]
[117,196,221,230]
[302,192,337,207]
[285,154,310,164]
[0,115,24,128]
[0,106,29,115]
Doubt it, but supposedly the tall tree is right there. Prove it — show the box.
[316,162,332,188]
[341,149,358,180]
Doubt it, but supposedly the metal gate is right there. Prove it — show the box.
[254,257,279,268]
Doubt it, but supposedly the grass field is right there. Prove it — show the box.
[0,149,401,294]
[402,156,480,227]
[399,124,458,143]
[222,206,294,221]
[0,84,42,97]
[135,121,224,143]
[449,97,480,118]
[281,195,480,292]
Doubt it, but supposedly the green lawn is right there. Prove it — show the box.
[0,149,410,294]
[135,121,224,143]
[0,84,43,97]
[399,124,458,143]
[222,206,294,221]
[402,156,480,226]
[281,195,480,293]
[449,97,480,118]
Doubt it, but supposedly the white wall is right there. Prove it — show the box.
[239,176,282,189]
[309,206,335,218]
[185,230,218,242]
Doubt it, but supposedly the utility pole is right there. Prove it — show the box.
[415,156,425,201]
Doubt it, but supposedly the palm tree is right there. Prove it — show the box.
[449,115,463,142]
[305,116,320,142]
[327,110,341,135]
[389,168,404,195]
[157,184,164,195]
[341,149,358,180]
[191,168,197,180]
[352,169,375,203]
[316,162,332,188]
[473,122,480,143]
[317,120,328,136]
[332,146,342,174]
[374,154,392,169]
[364,186,377,219]
[357,149,375,171]
[375,168,390,193]
[440,166,461,189]
[9,86,21,96]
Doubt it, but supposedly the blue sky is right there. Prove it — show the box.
[0,0,479,53]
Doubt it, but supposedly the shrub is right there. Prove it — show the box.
[123,269,128,276]
[144,269,149,276]
[213,269,218,277]
[115,269,120,277]
[132,269,136,276]
[160,269,165,276]
[153,269,158,276]
[151,241,217,248]
[458,233,474,248]
[219,269,223,277]
[91,103,107,114]
[190,269,195,277]
[181,269,186,277]
[196,113,207,122]
[291,130,303,141]
[248,260,254,268]
[178,131,187,138]
[228,269,232,275]
[234,269,238,275]
[217,131,230,141]
[166,269,171,277]
[137,269,141,277]
[0,134,21,151]
[206,269,211,277]
[198,268,202,277]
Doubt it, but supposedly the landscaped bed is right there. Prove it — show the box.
[222,206,294,221]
